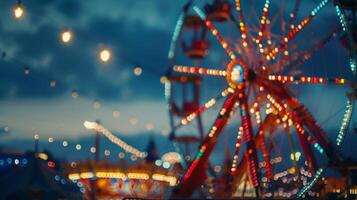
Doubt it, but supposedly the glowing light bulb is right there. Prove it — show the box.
[61,30,72,43]
[134,67,142,76]
[14,2,24,19]
[99,49,111,63]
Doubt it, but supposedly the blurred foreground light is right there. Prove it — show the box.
[61,30,72,43]
[134,67,142,76]
[99,48,111,63]
[104,149,110,156]
[162,152,181,164]
[50,80,56,87]
[36,153,48,160]
[90,147,96,153]
[162,161,170,169]
[62,140,68,147]
[146,122,154,131]
[71,90,79,99]
[130,116,138,125]
[112,110,120,118]
[290,151,301,161]
[84,121,98,130]
[118,152,125,159]
[24,66,30,75]
[13,1,25,19]
[93,100,101,109]
[160,76,167,84]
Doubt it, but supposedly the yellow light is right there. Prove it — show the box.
[134,67,142,76]
[36,153,48,160]
[160,76,167,84]
[14,3,24,19]
[99,48,111,63]
[127,172,149,180]
[68,173,80,180]
[61,30,72,43]
[146,122,154,131]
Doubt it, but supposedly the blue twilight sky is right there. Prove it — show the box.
[0,0,356,164]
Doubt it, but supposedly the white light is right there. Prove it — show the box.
[14,3,24,19]
[162,161,170,169]
[61,30,72,43]
[99,49,111,63]
[76,144,81,150]
[155,160,163,166]
[84,121,98,129]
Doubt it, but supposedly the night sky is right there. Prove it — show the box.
[0,0,356,165]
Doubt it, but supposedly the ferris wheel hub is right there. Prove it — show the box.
[226,59,248,89]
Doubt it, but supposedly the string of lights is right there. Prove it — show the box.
[235,0,248,47]
[256,0,271,53]
[84,121,147,158]
[173,65,226,77]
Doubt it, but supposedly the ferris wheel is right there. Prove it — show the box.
[166,0,357,198]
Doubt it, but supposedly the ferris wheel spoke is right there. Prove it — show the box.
[256,0,271,53]
[173,65,226,77]
[230,126,244,177]
[173,88,234,131]
[237,89,261,192]
[235,0,248,48]
[266,0,329,61]
[173,93,239,197]
[252,102,273,180]
[282,28,340,70]
[193,6,237,60]
[267,74,353,86]
[264,91,319,174]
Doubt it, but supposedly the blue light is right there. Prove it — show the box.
[0,159,4,166]
[6,158,12,164]
[231,64,244,84]
[55,175,60,181]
